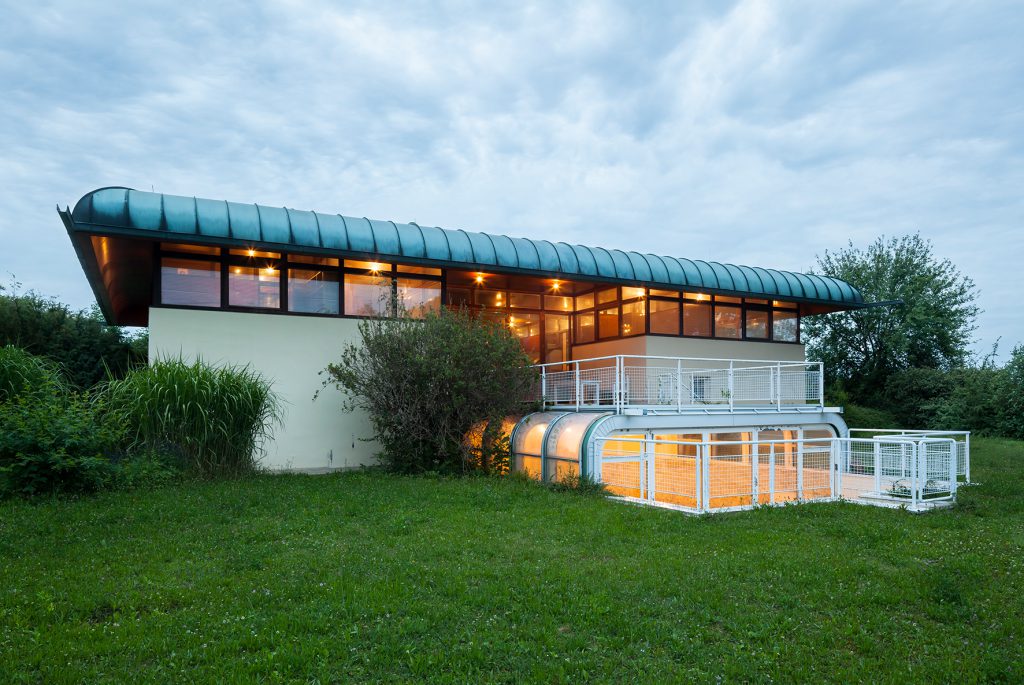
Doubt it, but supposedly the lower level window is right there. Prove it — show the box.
[745,309,769,339]
[161,258,220,307]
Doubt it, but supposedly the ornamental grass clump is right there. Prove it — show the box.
[0,345,66,402]
[102,358,282,477]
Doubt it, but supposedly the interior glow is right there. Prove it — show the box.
[552,280,561,290]
[369,262,384,273]
[475,273,485,283]
[247,248,255,257]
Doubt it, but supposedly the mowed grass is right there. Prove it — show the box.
[1,440,1022,683]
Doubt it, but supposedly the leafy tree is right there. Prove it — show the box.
[0,279,146,389]
[804,234,979,403]
[323,307,537,474]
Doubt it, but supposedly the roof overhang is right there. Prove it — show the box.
[61,186,871,326]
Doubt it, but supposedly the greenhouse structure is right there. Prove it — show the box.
[60,186,969,513]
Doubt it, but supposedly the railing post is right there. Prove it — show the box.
[676,359,683,411]
[728,361,734,412]
[701,444,711,513]
[752,441,759,506]
[769,443,776,505]
[873,441,881,495]
[949,440,958,496]
[574,361,580,411]
[615,356,622,414]
[818,362,825,408]
[913,442,922,510]
[965,433,971,483]
[796,441,804,502]
[776,362,782,411]
[540,366,547,409]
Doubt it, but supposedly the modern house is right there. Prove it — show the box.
[60,187,968,512]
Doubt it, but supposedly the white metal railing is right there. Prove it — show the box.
[535,355,825,414]
[848,428,971,483]
[592,433,965,514]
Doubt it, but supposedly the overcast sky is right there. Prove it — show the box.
[1,0,1021,356]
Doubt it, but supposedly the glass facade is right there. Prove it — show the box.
[156,243,804,364]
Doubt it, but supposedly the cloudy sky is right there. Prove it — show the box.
[1,0,1021,356]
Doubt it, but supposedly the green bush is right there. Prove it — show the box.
[102,358,282,477]
[882,367,954,428]
[995,346,1024,439]
[0,391,123,497]
[842,403,900,430]
[0,282,145,389]
[324,307,537,474]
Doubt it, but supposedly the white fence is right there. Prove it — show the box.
[593,434,967,514]
[535,355,825,414]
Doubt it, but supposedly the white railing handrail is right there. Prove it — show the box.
[534,354,825,414]
[533,354,819,370]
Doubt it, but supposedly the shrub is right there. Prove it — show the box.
[323,307,537,474]
[882,368,954,428]
[0,391,123,497]
[995,345,1024,439]
[102,358,282,477]
[0,281,145,389]
[842,403,900,430]
[0,345,66,402]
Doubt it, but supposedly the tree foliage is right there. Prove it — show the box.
[0,280,146,389]
[804,234,979,401]
[323,307,537,474]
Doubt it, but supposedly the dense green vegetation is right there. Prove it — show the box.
[0,348,280,497]
[0,281,146,389]
[1,439,1020,683]
[807,235,1023,438]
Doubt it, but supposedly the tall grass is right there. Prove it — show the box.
[0,345,66,402]
[102,358,282,477]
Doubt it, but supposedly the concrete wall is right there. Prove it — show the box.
[148,307,377,471]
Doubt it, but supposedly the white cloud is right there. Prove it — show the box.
[0,0,1021,356]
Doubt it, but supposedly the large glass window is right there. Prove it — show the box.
[714,305,742,339]
[288,268,339,314]
[773,310,798,342]
[650,299,680,335]
[745,309,769,339]
[345,274,392,316]
[575,292,594,311]
[683,302,712,337]
[229,265,280,309]
[397,278,441,318]
[621,287,645,300]
[510,313,541,363]
[598,306,619,339]
[622,301,645,337]
[597,288,617,305]
[575,312,595,344]
[544,314,571,364]
[161,258,221,307]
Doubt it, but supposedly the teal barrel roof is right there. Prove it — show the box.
[67,187,864,306]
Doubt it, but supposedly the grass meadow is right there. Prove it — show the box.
[1,438,1022,683]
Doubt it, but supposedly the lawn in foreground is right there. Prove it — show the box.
[1,439,1022,683]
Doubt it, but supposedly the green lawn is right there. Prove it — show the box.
[1,440,1022,683]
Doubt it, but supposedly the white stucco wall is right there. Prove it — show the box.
[148,307,377,471]
[643,336,806,364]
[573,336,806,365]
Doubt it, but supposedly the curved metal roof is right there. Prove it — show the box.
[67,187,864,306]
